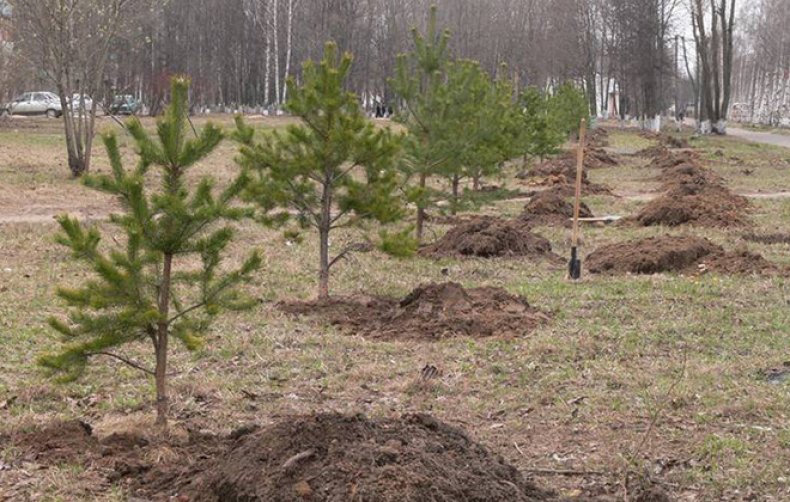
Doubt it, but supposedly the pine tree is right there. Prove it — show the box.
[517,87,564,165]
[390,5,453,242]
[236,42,406,300]
[40,77,262,426]
[549,82,590,139]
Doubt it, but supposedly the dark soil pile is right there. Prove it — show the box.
[4,420,96,466]
[585,147,619,169]
[630,149,749,228]
[636,144,670,159]
[587,235,780,275]
[193,413,552,502]
[586,235,721,274]
[524,155,613,195]
[587,127,610,148]
[696,249,779,275]
[662,135,690,149]
[742,232,790,245]
[3,414,555,501]
[520,189,593,227]
[420,216,558,259]
[634,181,749,227]
[280,281,551,340]
[652,150,700,171]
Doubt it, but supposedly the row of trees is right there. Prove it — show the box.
[729,0,790,126]
[2,0,692,117]
[41,14,587,424]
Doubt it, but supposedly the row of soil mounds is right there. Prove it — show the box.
[630,148,750,228]
[420,216,560,259]
[280,281,550,340]
[586,235,781,276]
[0,414,554,501]
[517,148,616,196]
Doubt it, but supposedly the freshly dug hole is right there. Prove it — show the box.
[419,216,558,259]
[279,281,551,340]
[193,413,553,502]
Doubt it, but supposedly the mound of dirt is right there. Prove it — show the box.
[522,154,613,195]
[587,235,780,276]
[4,420,96,465]
[193,413,551,502]
[634,182,749,227]
[586,235,721,274]
[587,127,610,148]
[652,150,700,171]
[656,163,723,188]
[636,144,669,159]
[520,189,593,227]
[420,216,557,259]
[697,249,779,275]
[742,232,790,245]
[280,281,550,340]
[585,147,619,169]
[662,135,690,149]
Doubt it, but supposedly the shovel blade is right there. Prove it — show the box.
[568,247,581,280]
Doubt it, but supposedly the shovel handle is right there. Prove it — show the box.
[571,118,587,248]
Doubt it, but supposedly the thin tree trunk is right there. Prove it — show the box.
[282,0,294,102]
[415,172,427,243]
[273,0,281,106]
[155,252,173,427]
[451,174,459,215]
[318,177,332,300]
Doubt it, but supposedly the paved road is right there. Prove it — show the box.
[728,127,790,149]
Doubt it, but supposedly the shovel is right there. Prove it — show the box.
[569,118,587,280]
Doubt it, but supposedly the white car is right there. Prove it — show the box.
[70,94,94,112]
[1,92,63,118]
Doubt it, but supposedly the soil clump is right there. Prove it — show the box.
[420,216,558,259]
[520,189,593,228]
[279,281,551,340]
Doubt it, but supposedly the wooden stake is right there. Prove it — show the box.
[572,118,587,248]
[568,118,586,280]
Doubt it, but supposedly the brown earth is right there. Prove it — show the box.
[662,135,690,149]
[420,216,559,259]
[633,181,750,228]
[742,232,790,245]
[635,144,670,159]
[520,189,593,228]
[279,281,551,340]
[2,414,555,501]
[519,152,614,196]
[192,413,553,502]
[586,235,780,275]
[629,150,750,228]
[587,127,610,148]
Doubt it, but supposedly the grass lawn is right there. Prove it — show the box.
[1,117,789,500]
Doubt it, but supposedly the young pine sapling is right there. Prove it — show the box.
[236,43,407,300]
[40,77,261,426]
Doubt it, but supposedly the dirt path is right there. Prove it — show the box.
[728,127,790,149]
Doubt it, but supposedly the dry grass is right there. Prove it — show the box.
[1,118,790,500]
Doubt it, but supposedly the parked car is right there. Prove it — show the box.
[1,92,62,118]
[70,94,94,112]
[109,95,140,115]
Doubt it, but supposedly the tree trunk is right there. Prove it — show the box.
[273,0,281,106]
[318,179,332,300]
[282,0,295,103]
[155,252,173,427]
[415,172,426,243]
[451,174,459,215]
